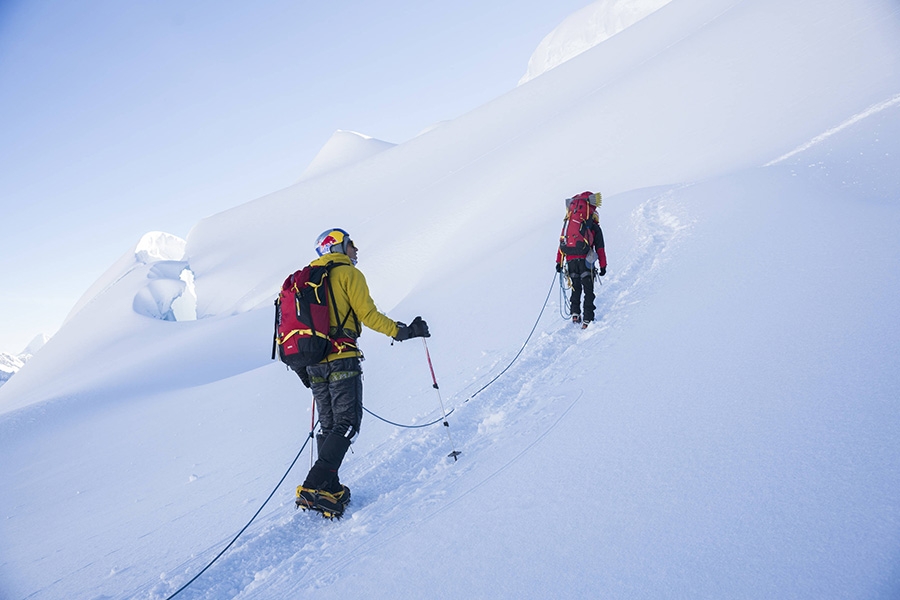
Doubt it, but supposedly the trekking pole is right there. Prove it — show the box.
[421,338,461,461]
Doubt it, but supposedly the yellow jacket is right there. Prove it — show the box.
[311,253,399,361]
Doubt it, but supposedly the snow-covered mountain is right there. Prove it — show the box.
[19,334,49,358]
[519,0,673,84]
[1,0,899,599]
[297,129,397,182]
[0,334,49,388]
[0,353,24,386]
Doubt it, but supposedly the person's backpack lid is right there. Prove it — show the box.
[565,191,601,210]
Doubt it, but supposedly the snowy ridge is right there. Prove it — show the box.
[1,0,899,598]
[298,129,396,182]
[519,0,673,84]
[765,91,900,166]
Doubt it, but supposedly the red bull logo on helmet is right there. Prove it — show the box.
[315,228,350,256]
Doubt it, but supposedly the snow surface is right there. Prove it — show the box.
[1,0,900,598]
[519,0,673,84]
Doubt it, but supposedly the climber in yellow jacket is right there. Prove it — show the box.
[294,228,430,517]
[306,250,399,361]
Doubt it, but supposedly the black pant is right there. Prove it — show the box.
[567,259,596,322]
[297,357,362,493]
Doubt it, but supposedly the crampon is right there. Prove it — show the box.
[296,486,348,519]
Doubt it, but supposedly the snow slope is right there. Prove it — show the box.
[1,0,899,598]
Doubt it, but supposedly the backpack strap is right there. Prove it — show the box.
[324,263,360,352]
[271,296,280,361]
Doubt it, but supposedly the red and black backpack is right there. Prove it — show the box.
[271,263,356,368]
[559,192,597,258]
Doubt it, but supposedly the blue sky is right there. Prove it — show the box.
[0,0,589,354]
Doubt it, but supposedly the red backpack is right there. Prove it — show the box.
[559,192,598,258]
[271,263,354,368]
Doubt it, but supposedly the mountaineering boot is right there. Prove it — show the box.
[295,485,316,510]
[296,485,346,518]
[572,314,582,325]
[331,484,351,506]
[322,480,352,506]
[581,319,591,330]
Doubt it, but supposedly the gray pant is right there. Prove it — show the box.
[567,259,596,321]
[302,357,363,492]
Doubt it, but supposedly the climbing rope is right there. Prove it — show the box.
[364,405,455,428]
[164,427,316,600]
[558,269,572,319]
[465,272,557,402]
[161,272,561,596]
[161,401,453,598]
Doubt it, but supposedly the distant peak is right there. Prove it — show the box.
[519,0,672,85]
[298,129,396,181]
[21,334,49,357]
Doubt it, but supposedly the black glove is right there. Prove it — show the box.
[599,266,606,277]
[555,262,562,273]
[393,316,430,341]
[297,367,311,389]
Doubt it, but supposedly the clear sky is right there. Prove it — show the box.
[0,0,590,355]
